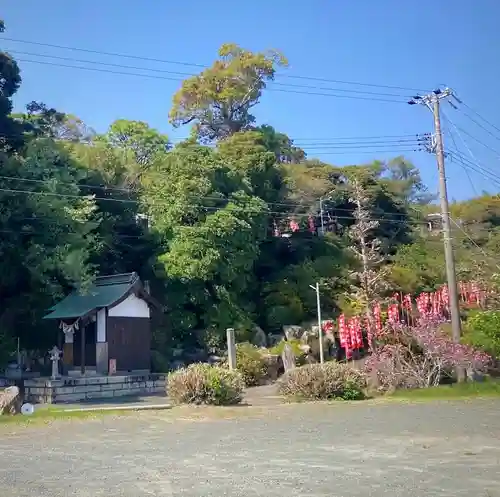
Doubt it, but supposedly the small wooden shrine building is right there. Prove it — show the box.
[44,273,156,375]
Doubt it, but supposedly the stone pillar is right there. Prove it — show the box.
[96,309,109,374]
[226,328,236,370]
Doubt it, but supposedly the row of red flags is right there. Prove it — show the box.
[321,281,487,359]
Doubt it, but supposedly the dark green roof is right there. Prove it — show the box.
[44,273,140,320]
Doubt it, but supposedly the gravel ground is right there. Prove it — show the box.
[1,399,500,497]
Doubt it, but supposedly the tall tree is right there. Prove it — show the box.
[382,156,435,205]
[0,20,24,151]
[255,125,306,164]
[0,138,98,350]
[169,43,287,142]
[346,177,389,346]
[99,119,169,167]
[13,101,95,143]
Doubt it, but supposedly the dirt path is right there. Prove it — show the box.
[1,398,500,496]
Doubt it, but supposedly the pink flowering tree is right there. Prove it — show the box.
[365,318,491,391]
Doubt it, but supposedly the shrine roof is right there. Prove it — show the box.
[43,272,141,320]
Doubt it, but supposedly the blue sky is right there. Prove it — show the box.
[2,0,500,201]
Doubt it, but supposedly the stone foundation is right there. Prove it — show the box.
[23,374,166,404]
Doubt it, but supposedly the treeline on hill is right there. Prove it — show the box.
[1,24,500,366]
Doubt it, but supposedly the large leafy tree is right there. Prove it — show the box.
[0,138,98,350]
[381,156,435,205]
[97,119,169,169]
[255,125,306,164]
[169,43,287,141]
[141,140,270,347]
[0,20,24,151]
[12,101,95,143]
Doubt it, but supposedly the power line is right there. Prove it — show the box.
[306,148,419,155]
[1,37,430,93]
[0,174,421,220]
[458,100,500,136]
[0,185,425,225]
[450,217,500,271]
[458,108,500,144]
[443,119,500,159]
[299,139,422,149]
[0,127,428,145]
[13,58,410,104]
[440,113,479,196]
[292,134,424,143]
[447,150,500,189]
[6,49,418,99]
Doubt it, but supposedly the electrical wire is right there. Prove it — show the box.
[458,108,500,144]
[0,177,422,221]
[449,217,500,271]
[442,109,500,192]
[6,49,419,99]
[13,58,410,104]
[447,150,500,189]
[458,100,500,136]
[1,37,430,93]
[440,113,479,196]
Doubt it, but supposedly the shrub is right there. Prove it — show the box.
[365,318,491,392]
[268,339,307,366]
[235,342,268,386]
[151,350,170,373]
[167,363,244,405]
[463,310,500,359]
[277,362,367,400]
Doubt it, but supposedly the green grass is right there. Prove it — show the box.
[390,378,500,400]
[0,406,130,425]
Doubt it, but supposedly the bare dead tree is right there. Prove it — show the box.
[348,177,389,348]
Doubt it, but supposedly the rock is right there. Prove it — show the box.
[281,344,296,373]
[467,368,486,382]
[252,326,267,347]
[305,354,318,364]
[283,325,304,340]
[207,355,222,364]
[262,354,280,381]
[170,360,186,370]
[267,333,283,346]
[0,386,22,415]
[184,349,208,363]
[301,330,331,360]
[299,344,311,354]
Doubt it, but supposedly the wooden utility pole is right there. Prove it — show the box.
[409,88,464,380]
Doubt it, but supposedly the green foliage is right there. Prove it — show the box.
[390,378,500,400]
[235,342,268,386]
[463,311,500,358]
[0,329,15,369]
[4,36,500,364]
[389,237,446,294]
[169,43,287,141]
[150,350,171,373]
[167,363,244,405]
[277,362,367,400]
[268,339,306,366]
[0,138,98,349]
[254,125,306,164]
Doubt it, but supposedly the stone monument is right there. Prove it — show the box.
[49,346,61,380]
[281,343,296,373]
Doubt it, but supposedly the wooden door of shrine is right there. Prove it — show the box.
[74,320,97,367]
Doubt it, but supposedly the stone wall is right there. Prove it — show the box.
[24,374,166,404]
